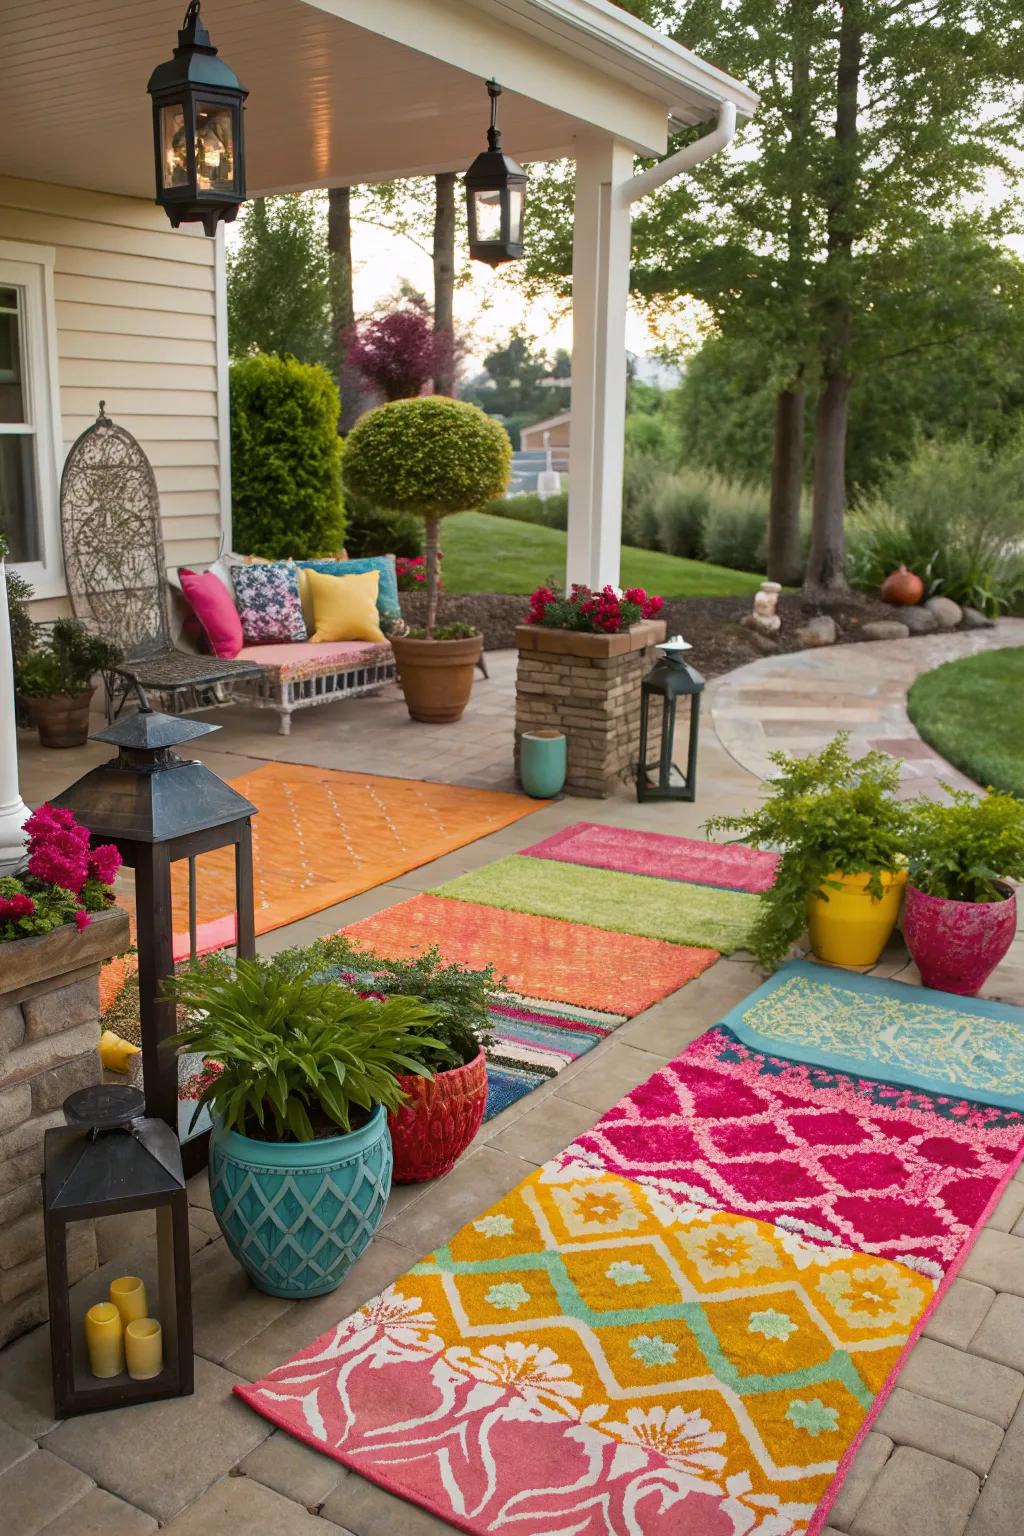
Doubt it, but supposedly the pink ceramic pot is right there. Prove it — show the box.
[903,882,1017,996]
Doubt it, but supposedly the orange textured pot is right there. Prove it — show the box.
[388,1049,488,1182]
[880,565,924,606]
[391,633,483,723]
[26,689,94,748]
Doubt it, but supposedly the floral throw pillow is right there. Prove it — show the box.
[231,562,308,645]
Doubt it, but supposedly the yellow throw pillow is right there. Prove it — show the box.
[306,568,386,643]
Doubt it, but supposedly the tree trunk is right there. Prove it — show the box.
[805,0,862,595]
[432,172,456,396]
[327,186,362,433]
[768,387,805,585]
[424,513,441,637]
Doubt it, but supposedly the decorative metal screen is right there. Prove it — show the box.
[60,403,171,659]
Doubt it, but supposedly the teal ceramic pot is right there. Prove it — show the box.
[208,1106,393,1298]
[520,729,567,798]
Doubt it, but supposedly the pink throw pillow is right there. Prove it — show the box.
[178,568,244,659]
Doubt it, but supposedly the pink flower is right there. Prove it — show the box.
[0,892,36,920]
[88,844,122,886]
[27,843,89,895]
[74,909,92,931]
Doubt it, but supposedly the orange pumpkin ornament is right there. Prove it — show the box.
[880,564,924,605]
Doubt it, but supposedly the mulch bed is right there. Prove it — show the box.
[402,589,921,679]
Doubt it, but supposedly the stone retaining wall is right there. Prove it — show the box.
[514,620,666,798]
[0,907,130,1347]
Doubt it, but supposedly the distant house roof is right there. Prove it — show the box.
[521,410,572,437]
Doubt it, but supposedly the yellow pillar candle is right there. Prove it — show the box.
[109,1275,148,1326]
[124,1318,163,1381]
[85,1302,124,1379]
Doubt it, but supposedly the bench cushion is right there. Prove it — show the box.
[237,640,393,684]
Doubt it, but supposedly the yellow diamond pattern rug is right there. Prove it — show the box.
[237,964,1024,1535]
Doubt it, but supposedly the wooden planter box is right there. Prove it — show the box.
[514,619,667,798]
[0,905,130,1347]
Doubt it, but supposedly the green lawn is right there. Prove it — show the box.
[907,647,1024,796]
[439,511,764,598]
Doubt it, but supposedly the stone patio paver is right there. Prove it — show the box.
[0,1446,94,1535]
[964,1390,1024,1535]
[380,1145,537,1253]
[321,1468,455,1535]
[160,1472,343,1533]
[959,1229,1024,1296]
[239,1430,347,1507]
[42,1357,272,1523]
[484,1093,600,1163]
[36,1488,158,1535]
[894,1337,1024,1427]
[922,1277,996,1348]
[0,1415,34,1475]
[188,1238,295,1366]
[549,1039,671,1113]
[968,1293,1024,1375]
[872,1388,1003,1477]
[849,1446,980,1536]
[826,1431,893,1528]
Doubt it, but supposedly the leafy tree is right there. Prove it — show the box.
[460,332,571,443]
[522,0,1024,593]
[346,303,448,401]
[227,195,335,369]
[230,354,345,558]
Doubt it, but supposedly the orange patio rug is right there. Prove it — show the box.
[112,763,544,961]
[343,892,719,1016]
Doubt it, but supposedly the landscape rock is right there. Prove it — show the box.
[924,595,963,629]
[895,604,939,634]
[960,605,995,630]
[861,620,910,641]
[796,615,838,648]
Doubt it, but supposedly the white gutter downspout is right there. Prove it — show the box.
[619,99,737,206]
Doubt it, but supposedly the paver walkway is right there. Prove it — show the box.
[3,636,1023,1536]
[713,618,1024,799]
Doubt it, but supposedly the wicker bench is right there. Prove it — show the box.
[230,639,397,735]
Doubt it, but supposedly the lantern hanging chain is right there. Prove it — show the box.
[486,79,503,151]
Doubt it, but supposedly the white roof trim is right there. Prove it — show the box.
[484,0,758,122]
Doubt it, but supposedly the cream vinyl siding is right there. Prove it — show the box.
[0,176,226,613]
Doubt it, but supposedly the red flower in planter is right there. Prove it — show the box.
[525,582,663,635]
[89,844,123,886]
[0,893,36,920]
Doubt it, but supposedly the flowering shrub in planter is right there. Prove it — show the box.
[0,805,122,941]
[526,582,664,634]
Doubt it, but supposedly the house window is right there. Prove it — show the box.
[0,244,62,592]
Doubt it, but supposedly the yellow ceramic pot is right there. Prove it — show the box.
[805,868,908,967]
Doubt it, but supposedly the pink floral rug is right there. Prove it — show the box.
[522,822,779,892]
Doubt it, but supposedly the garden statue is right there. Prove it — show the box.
[742,580,782,636]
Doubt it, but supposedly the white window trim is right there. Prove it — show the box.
[0,238,65,599]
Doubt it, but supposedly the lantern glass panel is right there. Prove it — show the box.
[473,187,503,244]
[507,186,524,244]
[195,101,237,192]
[160,104,189,189]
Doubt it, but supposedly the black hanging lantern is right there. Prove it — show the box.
[464,81,527,265]
[51,709,256,1173]
[147,1,248,237]
[44,1085,193,1417]
[636,637,705,802]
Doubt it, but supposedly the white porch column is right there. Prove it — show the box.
[566,134,634,591]
[0,562,30,873]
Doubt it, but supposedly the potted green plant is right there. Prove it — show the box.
[306,937,495,1182]
[706,733,910,971]
[341,397,512,722]
[167,953,443,1298]
[16,619,121,748]
[903,788,1024,995]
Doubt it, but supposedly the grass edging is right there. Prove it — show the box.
[906,647,1024,796]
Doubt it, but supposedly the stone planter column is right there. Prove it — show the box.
[0,905,130,1346]
[515,619,666,798]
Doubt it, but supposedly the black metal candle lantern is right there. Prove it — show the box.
[636,638,705,802]
[148,1,248,236]
[44,1085,193,1418]
[464,81,527,265]
[51,709,256,1171]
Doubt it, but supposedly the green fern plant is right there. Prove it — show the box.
[166,955,445,1141]
[907,789,1024,903]
[705,733,910,972]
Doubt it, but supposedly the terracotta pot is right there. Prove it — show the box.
[391,633,482,723]
[903,882,1017,995]
[388,1048,488,1183]
[25,689,94,748]
[880,564,925,606]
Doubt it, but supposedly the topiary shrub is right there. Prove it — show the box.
[342,398,511,636]
[230,353,345,559]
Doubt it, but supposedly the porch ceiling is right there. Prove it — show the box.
[0,0,756,198]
